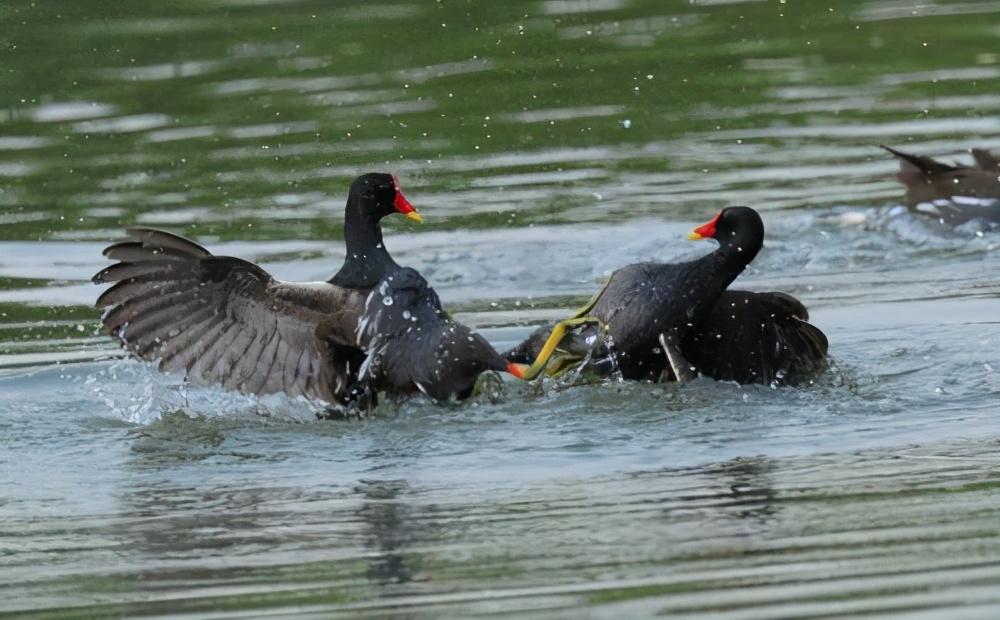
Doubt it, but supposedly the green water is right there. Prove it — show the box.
[2,0,1000,617]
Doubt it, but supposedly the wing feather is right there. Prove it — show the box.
[682,290,828,386]
[152,305,222,364]
[181,315,234,378]
[189,318,242,384]
[94,227,366,403]
[250,327,283,394]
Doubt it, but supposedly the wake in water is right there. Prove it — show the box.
[85,360,329,424]
[79,357,519,424]
[829,203,1000,247]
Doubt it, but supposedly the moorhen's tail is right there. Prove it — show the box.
[93,227,365,403]
[682,290,828,386]
[881,145,1000,213]
[971,148,1000,171]
[881,145,959,207]
[880,145,956,176]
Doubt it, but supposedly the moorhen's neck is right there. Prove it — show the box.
[680,223,764,319]
[713,222,763,273]
[329,204,399,289]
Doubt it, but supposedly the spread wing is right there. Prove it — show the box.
[93,227,367,403]
[682,290,828,386]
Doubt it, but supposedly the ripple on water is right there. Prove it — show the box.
[2,0,1000,616]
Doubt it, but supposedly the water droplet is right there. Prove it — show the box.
[382,296,394,306]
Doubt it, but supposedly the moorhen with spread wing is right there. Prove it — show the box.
[94,173,432,407]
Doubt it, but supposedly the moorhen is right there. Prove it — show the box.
[881,145,1000,225]
[506,207,828,386]
[93,173,429,406]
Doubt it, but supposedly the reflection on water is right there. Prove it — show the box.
[2,0,1000,616]
[356,479,418,586]
[5,428,1000,617]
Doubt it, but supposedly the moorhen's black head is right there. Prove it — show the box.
[348,172,423,223]
[687,206,764,262]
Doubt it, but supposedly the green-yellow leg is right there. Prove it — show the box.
[567,280,610,319]
[541,352,586,380]
[506,281,611,381]
[515,316,604,380]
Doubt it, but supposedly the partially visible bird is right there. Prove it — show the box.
[356,267,528,402]
[881,145,1000,225]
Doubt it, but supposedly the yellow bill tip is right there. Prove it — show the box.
[405,211,424,223]
[687,232,703,241]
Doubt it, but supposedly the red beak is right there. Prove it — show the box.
[688,211,721,240]
[393,191,416,214]
[391,175,422,222]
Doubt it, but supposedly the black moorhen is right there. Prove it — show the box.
[506,207,828,386]
[881,145,1000,225]
[93,173,428,406]
[355,267,528,401]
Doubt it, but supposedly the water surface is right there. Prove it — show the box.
[2,0,1000,617]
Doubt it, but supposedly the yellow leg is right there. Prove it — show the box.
[541,354,585,380]
[506,281,611,381]
[516,316,604,380]
[567,279,610,319]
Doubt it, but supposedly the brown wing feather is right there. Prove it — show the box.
[93,227,367,403]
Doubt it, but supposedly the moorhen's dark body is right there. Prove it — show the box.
[93,173,429,406]
[356,268,521,401]
[506,207,828,386]
[882,145,1000,225]
[681,290,827,385]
